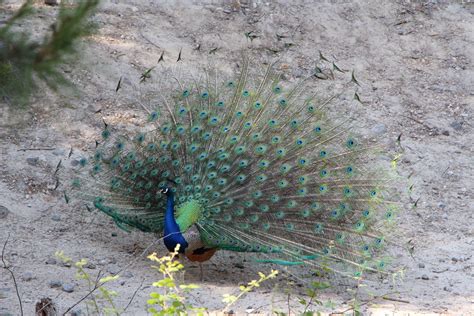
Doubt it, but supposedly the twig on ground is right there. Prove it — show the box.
[1,233,24,316]
[124,279,144,312]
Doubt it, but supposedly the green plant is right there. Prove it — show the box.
[0,0,99,106]
[147,244,206,316]
[222,269,278,311]
[55,251,122,315]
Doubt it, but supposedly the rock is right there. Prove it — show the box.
[45,258,57,265]
[98,259,107,265]
[442,130,450,136]
[70,309,82,316]
[122,271,133,278]
[450,121,463,131]
[51,214,61,221]
[26,157,39,166]
[418,263,425,268]
[421,274,429,280]
[0,205,9,219]
[62,283,75,293]
[234,263,244,269]
[49,280,62,288]
[111,232,117,237]
[371,123,387,135]
[107,265,120,275]
[22,272,34,282]
[84,262,96,270]
[44,0,60,5]
[119,280,126,286]
[52,148,65,156]
[70,159,80,167]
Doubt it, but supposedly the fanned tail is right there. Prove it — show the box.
[64,55,400,280]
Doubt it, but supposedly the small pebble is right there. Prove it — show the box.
[119,280,126,286]
[421,274,429,280]
[49,280,62,288]
[26,157,39,166]
[84,262,96,270]
[70,309,82,316]
[122,271,133,278]
[51,214,61,221]
[98,259,107,265]
[45,258,57,265]
[45,0,60,5]
[62,283,75,293]
[371,123,387,135]
[107,265,120,275]
[70,159,80,167]
[52,148,65,156]
[111,232,117,237]
[418,263,425,268]
[442,130,450,136]
[0,206,10,219]
[450,121,463,131]
[234,263,244,269]
[22,272,34,282]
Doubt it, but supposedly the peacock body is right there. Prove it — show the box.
[67,57,398,280]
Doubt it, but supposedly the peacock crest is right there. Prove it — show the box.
[64,55,401,281]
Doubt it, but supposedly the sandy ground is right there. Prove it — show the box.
[1,0,473,315]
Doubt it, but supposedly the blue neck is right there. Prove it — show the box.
[163,191,188,253]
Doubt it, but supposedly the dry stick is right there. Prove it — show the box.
[123,279,145,312]
[62,270,104,315]
[17,147,55,151]
[333,291,407,315]
[1,233,24,316]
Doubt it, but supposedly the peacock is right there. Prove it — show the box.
[65,56,399,282]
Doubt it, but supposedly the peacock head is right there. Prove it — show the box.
[159,186,173,197]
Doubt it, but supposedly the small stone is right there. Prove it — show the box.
[111,232,117,237]
[61,261,72,268]
[22,272,34,282]
[26,157,39,166]
[70,159,80,167]
[450,121,463,131]
[62,283,75,293]
[418,263,425,268]
[442,130,450,136]
[98,259,107,265]
[443,286,452,292]
[52,148,65,156]
[70,309,82,316]
[45,258,57,265]
[451,257,458,262]
[234,263,244,269]
[382,279,388,284]
[84,262,96,270]
[421,274,429,280]
[107,265,120,275]
[122,271,133,278]
[0,206,9,219]
[438,202,446,209]
[442,213,448,220]
[119,280,126,286]
[44,0,60,5]
[51,214,61,221]
[49,280,62,288]
[371,123,387,135]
